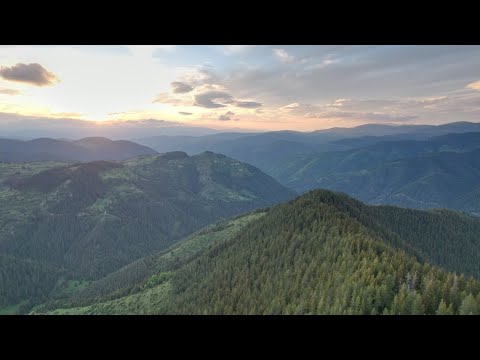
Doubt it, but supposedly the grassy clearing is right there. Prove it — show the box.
[49,282,173,315]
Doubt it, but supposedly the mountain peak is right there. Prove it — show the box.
[75,137,113,145]
[159,151,189,160]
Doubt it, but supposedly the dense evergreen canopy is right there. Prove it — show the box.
[0,153,293,313]
[40,190,480,315]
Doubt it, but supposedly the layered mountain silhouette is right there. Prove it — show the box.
[0,137,157,162]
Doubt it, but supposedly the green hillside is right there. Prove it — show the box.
[0,152,293,312]
[35,210,266,312]
[43,190,480,315]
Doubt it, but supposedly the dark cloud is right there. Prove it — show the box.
[218,111,235,121]
[235,100,263,108]
[123,119,169,124]
[194,90,262,110]
[194,91,234,108]
[0,63,58,86]
[0,88,21,95]
[170,81,193,93]
[179,111,193,115]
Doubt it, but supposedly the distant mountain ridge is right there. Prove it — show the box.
[0,137,157,162]
[136,122,480,178]
[0,113,228,139]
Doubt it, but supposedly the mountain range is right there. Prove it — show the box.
[0,137,157,162]
[137,121,480,158]
[0,113,226,139]
[136,124,480,215]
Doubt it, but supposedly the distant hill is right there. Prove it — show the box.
[0,152,294,312]
[299,149,480,214]
[317,121,480,138]
[267,132,480,214]
[72,137,158,160]
[0,137,157,163]
[332,129,480,149]
[39,189,480,315]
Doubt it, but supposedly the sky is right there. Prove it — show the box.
[1,45,480,132]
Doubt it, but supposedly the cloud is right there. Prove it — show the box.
[127,119,169,124]
[194,91,234,108]
[273,48,295,64]
[179,111,193,115]
[170,81,193,93]
[467,80,480,91]
[50,112,83,118]
[279,93,480,124]
[280,100,420,123]
[193,90,263,110]
[223,46,480,108]
[0,63,59,86]
[222,45,251,55]
[0,88,21,95]
[306,58,338,70]
[127,45,176,58]
[218,111,235,121]
[181,65,220,88]
[235,101,263,108]
[153,92,191,106]
[118,119,177,127]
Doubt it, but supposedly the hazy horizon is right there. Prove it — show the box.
[1,111,479,141]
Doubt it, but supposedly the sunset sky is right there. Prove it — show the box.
[1,45,480,132]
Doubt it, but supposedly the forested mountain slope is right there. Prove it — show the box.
[33,211,266,313]
[292,150,480,213]
[0,152,293,313]
[266,133,480,214]
[42,190,480,315]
